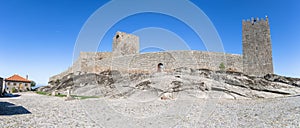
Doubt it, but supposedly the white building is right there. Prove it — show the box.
[5,74,31,93]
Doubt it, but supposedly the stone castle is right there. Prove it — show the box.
[49,17,273,82]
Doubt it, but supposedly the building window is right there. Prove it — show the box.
[13,83,16,86]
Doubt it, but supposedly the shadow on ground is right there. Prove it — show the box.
[0,102,31,116]
[0,94,21,98]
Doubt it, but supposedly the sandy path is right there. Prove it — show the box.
[0,92,299,127]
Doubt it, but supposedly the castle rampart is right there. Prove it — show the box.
[49,51,242,82]
[49,17,273,83]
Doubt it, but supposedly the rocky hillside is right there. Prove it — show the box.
[39,67,300,100]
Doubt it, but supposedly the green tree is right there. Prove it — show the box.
[31,81,36,87]
[219,62,225,71]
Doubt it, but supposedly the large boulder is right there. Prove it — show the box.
[40,68,300,99]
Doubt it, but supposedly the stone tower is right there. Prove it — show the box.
[242,16,273,76]
[112,31,139,57]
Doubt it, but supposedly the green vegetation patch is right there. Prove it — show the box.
[36,91,49,95]
[73,95,100,100]
[55,94,67,97]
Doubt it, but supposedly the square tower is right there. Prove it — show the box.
[112,31,139,57]
[242,16,274,76]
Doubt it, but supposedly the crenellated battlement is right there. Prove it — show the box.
[242,16,269,24]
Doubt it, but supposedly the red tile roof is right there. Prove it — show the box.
[5,74,31,83]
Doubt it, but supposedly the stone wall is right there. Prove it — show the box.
[49,51,243,82]
[49,52,112,82]
[80,52,112,73]
[242,17,273,76]
[92,50,242,74]
[118,51,243,73]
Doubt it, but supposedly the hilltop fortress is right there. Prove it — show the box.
[49,17,273,82]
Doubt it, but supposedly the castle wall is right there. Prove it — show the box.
[49,52,112,82]
[94,51,243,73]
[49,50,243,82]
[80,52,112,73]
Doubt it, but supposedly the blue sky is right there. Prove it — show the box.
[0,0,299,85]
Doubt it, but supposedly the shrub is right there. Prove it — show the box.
[219,62,225,71]
[11,87,17,93]
[55,79,60,84]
